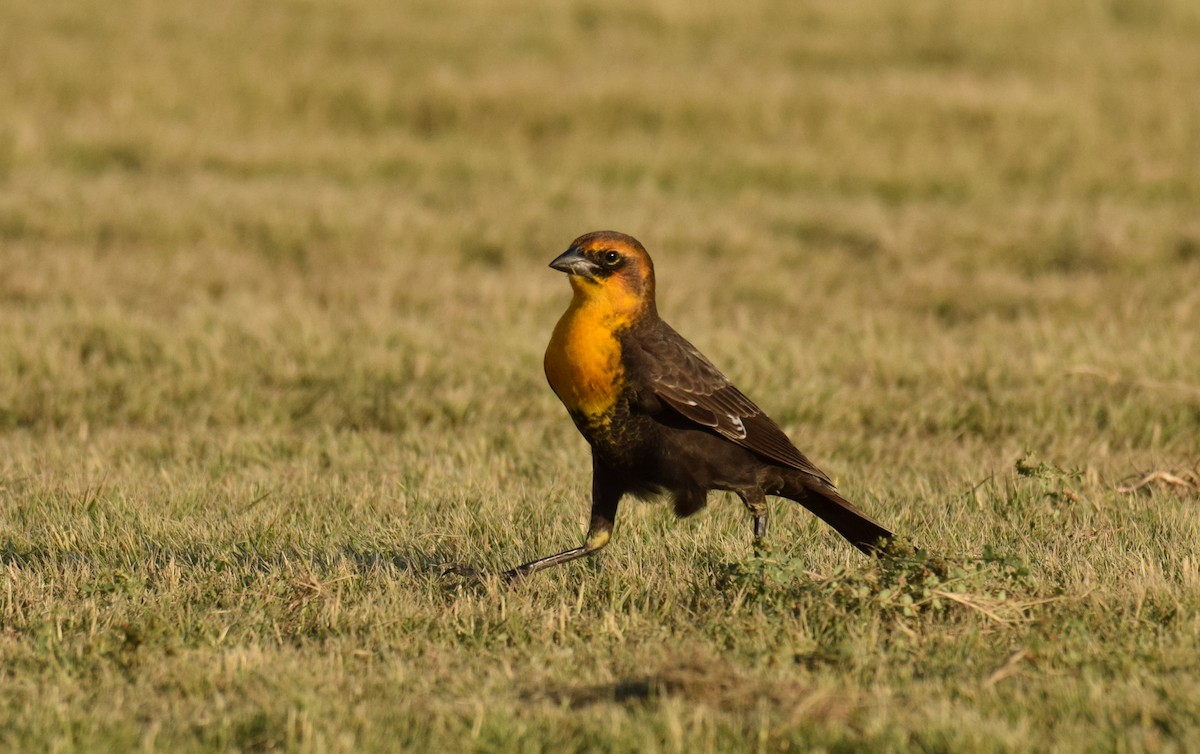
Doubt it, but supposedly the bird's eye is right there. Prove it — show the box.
[602,250,621,266]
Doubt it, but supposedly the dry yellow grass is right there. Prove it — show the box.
[2,0,1199,751]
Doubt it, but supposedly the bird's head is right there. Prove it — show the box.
[549,231,656,317]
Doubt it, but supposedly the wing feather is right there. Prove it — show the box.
[627,321,833,485]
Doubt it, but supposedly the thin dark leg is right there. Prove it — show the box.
[738,489,769,552]
[499,516,612,581]
[500,457,622,582]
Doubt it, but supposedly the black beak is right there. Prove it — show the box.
[549,247,599,278]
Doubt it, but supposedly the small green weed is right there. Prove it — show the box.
[719,542,1041,627]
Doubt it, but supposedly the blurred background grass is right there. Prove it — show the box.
[2,1,1199,751]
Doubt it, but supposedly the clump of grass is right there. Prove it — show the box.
[3,0,1200,751]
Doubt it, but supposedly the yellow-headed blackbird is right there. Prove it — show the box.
[502,231,895,580]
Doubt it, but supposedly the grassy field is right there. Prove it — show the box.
[3,0,1200,751]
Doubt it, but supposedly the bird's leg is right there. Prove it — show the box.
[738,490,770,553]
[499,515,613,581]
[500,462,621,582]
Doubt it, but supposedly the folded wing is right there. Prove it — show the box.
[629,323,834,486]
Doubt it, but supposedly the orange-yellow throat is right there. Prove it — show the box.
[544,277,641,422]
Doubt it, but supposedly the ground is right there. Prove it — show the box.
[2,1,1199,751]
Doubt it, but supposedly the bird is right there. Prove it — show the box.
[500,230,896,580]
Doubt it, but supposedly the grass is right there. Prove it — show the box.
[2,0,1200,751]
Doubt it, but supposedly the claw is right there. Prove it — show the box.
[439,562,486,581]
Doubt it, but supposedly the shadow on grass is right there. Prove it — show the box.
[526,656,854,722]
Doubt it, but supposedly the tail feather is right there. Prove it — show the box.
[780,474,894,555]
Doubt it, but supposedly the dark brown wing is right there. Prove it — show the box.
[626,320,833,486]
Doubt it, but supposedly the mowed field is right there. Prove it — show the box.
[3,0,1200,751]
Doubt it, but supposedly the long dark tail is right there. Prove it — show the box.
[779,472,895,555]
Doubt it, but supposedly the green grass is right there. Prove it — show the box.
[3,0,1200,751]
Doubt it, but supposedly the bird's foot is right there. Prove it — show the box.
[439,562,487,581]
[439,562,526,586]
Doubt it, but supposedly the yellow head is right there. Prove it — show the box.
[549,231,657,321]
